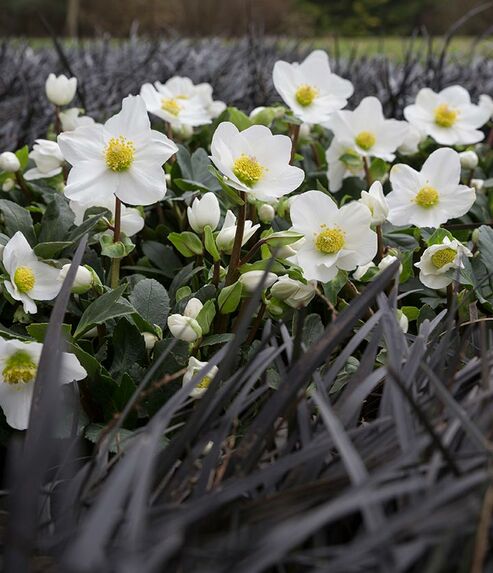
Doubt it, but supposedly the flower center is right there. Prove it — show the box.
[14,266,35,293]
[197,375,212,389]
[415,186,439,208]
[431,247,457,269]
[2,350,37,385]
[104,136,135,172]
[295,84,318,107]
[315,227,345,254]
[434,104,458,128]
[161,97,182,116]
[233,154,265,187]
[355,131,376,151]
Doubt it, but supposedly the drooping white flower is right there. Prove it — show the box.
[415,236,472,289]
[142,332,159,352]
[353,261,377,281]
[378,254,402,274]
[238,270,278,293]
[183,297,203,319]
[167,314,202,343]
[459,150,478,170]
[58,95,178,206]
[404,86,490,146]
[2,232,61,314]
[210,122,304,202]
[0,152,20,173]
[328,97,409,161]
[187,193,221,233]
[183,356,219,399]
[69,196,144,238]
[140,77,215,128]
[272,50,353,124]
[396,310,409,333]
[359,181,389,225]
[58,264,94,294]
[387,148,475,228]
[0,337,86,430]
[289,191,377,282]
[325,138,364,192]
[24,139,64,180]
[479,94,493,120]
[59,108,95,132]
[270,275,317,308]
[216,210,260,254]
[45,73,77,106]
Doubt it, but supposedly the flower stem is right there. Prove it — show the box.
[363,156,373,187]
[289,123,300,164]
[376,224,385,263]
[15,172,32,202]
[110,196,122,289]
[54,105,62,135]
[225,191,246,286]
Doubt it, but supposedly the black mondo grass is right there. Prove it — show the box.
[1,260,493,572]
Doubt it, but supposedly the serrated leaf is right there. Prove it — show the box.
[0,199,36,244]
[129,278,170,329]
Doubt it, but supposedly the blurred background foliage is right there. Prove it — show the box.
[1,0,492,38]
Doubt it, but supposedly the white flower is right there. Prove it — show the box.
[404,86,490,146]
[210,122,304,202]
[142,332,159,352]
[479,94,493,120]
[24,139,64,180]
[325,138,364,192]
[396,310,409,333]
[353,262,377,281]
[45,73,77,106]
[238,270,278,293]
[2,232,61,314]
[459,150,478,170]
[183,297,203,319]
[378,254,402,274]
[0,337,86,430]
[272,50,353,124]
[216,210,260,254]
[167,314,202,343]
[415,236,472,289]
[387,148,475,228]
[328,97,409,161]
[289,191,377,282]
[69,196,144,238]
[58,95,178,206]
[398,123,425,155]
[270,275,317,308]
[187,193,221,233]
[0,152,20,173]
[471,178,485,193]
[140,76,215,128]
[58,264,93,294]
[183,356,219,399]
[275,238,305,259]
[258,203,276,223]
[59,108,95,132]
[359,181,389,225]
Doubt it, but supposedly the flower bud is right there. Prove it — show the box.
[266,298,285,318]
[2,178,15,192]
[239,270,277,293]
[299,122,311,139]
[59,108,95,131]
[396,309,409,333]
[459,150,479,170]
[24,139,64,181]
[183,356,219,399]
[0,152,21,173]
[167,314,202,342]
[183,297,203,319]
[270,275,317,308]
[45,73,77,106]
[187,193,221,233]
[359,181,389,225]
[142,331,159,352]
[258,203,276,223]
[216,210,259,254]
[59,264,94,294]
[378,254,402,275]
[471,178,484,193]
[353,262,377,281]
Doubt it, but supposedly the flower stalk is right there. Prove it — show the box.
[110,196,122,289]
[225,191,246,286]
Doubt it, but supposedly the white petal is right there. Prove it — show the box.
[0,382,35,430]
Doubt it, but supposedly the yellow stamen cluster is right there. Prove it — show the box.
[14,266,35,293]
[415,186,439,208]
[434,104,458,128]
[104,136,135,172]
[233,154,265,187]
[315,227,345,254]
[197,375,212,389]
[431,248,457,269]
[355,131,376,151]
[2,351,37,385]
[295,84,318,107]
[161,98,182,116]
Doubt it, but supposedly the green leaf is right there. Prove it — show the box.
[264,230,304,247]
[27,322,72,342]
[208,165,245,205]
[33,241,72,258]
[204,225,220,261]
[67,207,111,242]
[302,314,324,347]
[228,107,253,131]
[142,241,181,278]
[200,333,234,347]
[168,232,195,257]
[85,423,138,453]
[0,199,36,245]
[38,194,74,243]
[0,323,31,341]
[100,234,135,259]
[176,286,192,302]
[129,278,170,329]
[401,306,420,321]
[195,299,216,335]
[427,228,454,246]
[74,285,134,339]
[218,281,243,314]
[110,319,147,378]
[15,145,29,170]
[323,270,348,304]
[176,146,220,191]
